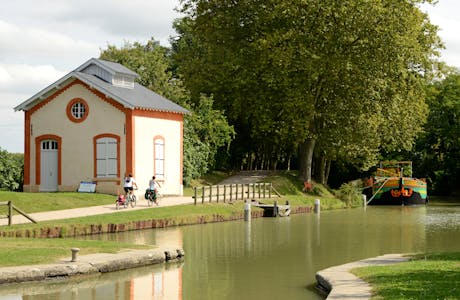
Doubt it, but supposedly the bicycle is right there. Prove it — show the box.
[146,189,161,206]
[125,189,137,208]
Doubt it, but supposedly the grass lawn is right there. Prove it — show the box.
[352,252,460,299]
[0,191,115,214]
[0,238,150,267]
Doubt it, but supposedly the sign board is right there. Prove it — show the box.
[78,181,96,193]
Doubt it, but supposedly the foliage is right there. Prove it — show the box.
[99,39,234,185]
[413,73,460,195]
[182,95,235,185]
[336,182,363,207]
[173,0,444,183]
[0,148,23,191]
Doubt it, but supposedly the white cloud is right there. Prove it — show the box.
[0,20,99,68]
[0,63,66,95]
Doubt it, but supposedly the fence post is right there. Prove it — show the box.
[209,186,213,203]
[202,186,205,204]
[269,183,272,199]
[263,183,266,198]
[217,185,220,203]
[230,184,233,202]
[258,183,261,198]
[252,183,255,199]
[236,184,239,200]
[193,187,197,205]
[8,201,12,226]
[224,185,227,203]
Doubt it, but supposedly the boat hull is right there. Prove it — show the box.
[368,176,428,206]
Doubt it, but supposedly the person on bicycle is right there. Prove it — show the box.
[123,173,138,196]
[148,176,161,196]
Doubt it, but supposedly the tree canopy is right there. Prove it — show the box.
[173,0,444,183]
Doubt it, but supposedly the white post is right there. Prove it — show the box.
[314,199,321,214]
[244,200,251,221]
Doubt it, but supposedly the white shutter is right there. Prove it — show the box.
[96,137,117,177]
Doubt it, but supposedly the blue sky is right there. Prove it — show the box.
[1,0,459,153]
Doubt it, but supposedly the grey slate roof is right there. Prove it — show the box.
[75,58,140,78]
[15,58,189,115]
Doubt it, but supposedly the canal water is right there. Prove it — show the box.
[1,204,459,300]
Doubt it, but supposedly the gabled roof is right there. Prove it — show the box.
[75,58,140,78]
[14,58,189,115]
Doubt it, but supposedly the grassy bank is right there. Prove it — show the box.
[352,252,460,299]
[0,192,115,214]
[0,238,150,267]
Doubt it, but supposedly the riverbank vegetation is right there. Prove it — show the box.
[352,252,460,299]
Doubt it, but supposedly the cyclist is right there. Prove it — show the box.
[148,176,161,203]
[123,173,138,199]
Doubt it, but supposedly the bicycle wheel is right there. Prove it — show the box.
[131,195,137,207]
[147,194,153,206]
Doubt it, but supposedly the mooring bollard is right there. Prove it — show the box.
[314,199,320,214]
[244,200,251,221]
[71,248,80,262]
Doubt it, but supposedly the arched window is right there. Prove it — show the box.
[154,137,165,180]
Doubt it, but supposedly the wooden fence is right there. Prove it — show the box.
[193,182,280,205]
[0,201,37,226]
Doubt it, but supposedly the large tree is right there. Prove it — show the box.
[174,0,443,183]
[413,72,460,195]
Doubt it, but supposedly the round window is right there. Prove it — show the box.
[66,98,89,123]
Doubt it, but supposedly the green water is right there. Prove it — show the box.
[1,204,459,300]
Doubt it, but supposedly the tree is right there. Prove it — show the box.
[174,0,443,183]
[0,148,23,191]
[414,72,460,195]
[100,39,234,184]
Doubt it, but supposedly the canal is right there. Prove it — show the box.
[1,203,459,300]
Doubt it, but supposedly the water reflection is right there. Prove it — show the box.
[1,204,460,300]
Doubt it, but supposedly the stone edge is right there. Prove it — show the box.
[0,247,184,285]
[315,254,409,299]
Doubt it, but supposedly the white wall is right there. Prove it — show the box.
[134,115,183,195]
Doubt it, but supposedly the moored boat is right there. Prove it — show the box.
[366,161,428,205]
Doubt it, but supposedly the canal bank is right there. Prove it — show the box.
[0,247,184,284]
[315,254,409,299]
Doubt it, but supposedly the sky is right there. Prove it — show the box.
[1,0,460,154]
